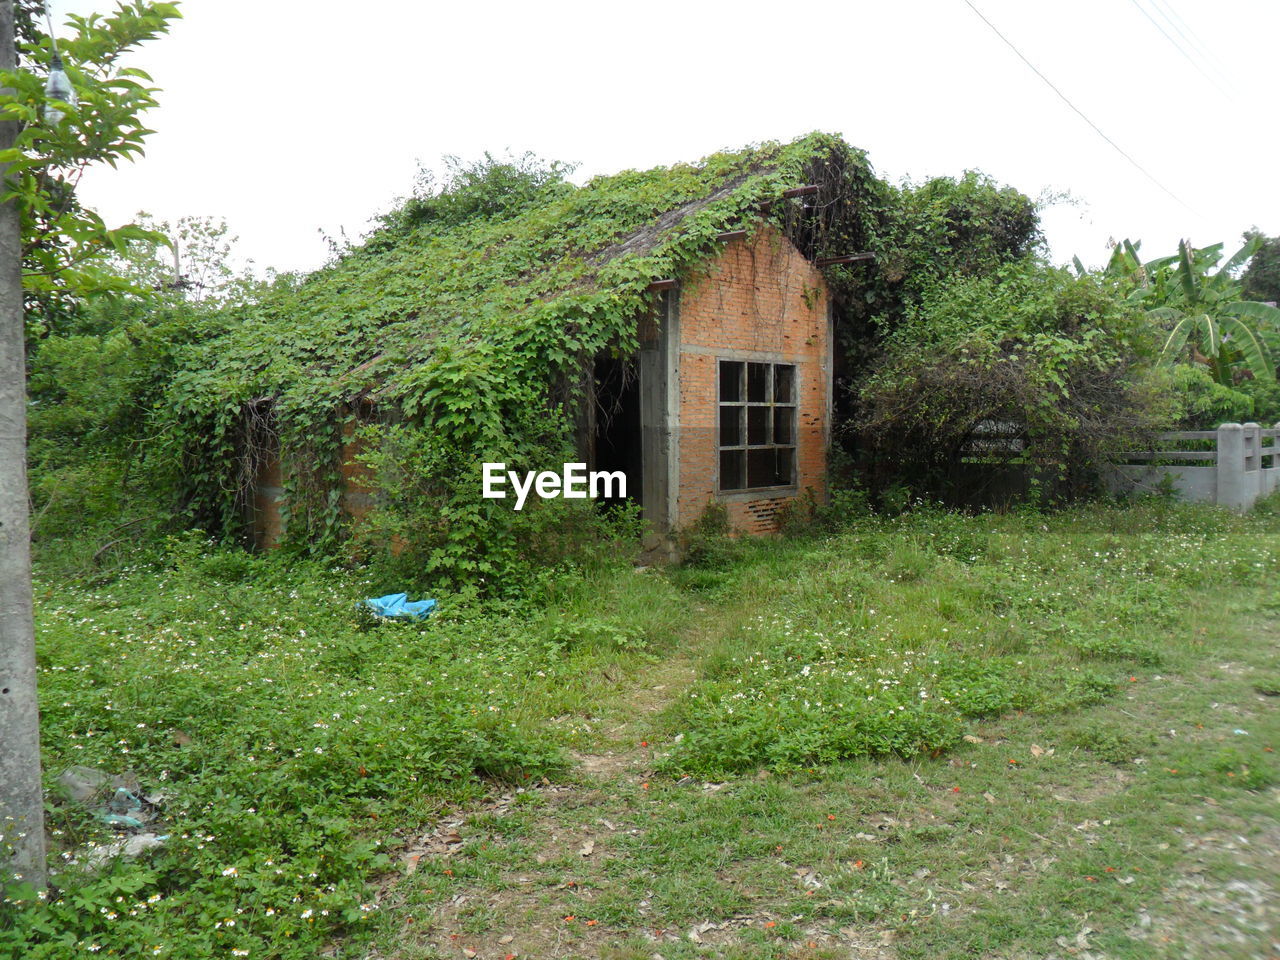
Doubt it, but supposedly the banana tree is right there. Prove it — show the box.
[1073,238,1179,298]
[1142,238,1280,385]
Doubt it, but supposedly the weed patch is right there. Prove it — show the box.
[661,504,1278,775]
[6,501,1279,958]
[3,546,683,957]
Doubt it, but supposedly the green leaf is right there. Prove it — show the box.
[1223,300,1280,327]
[1220,236,1262,277]
[1177,240,1198,304]
[1158,314,1194,366]
[1220,315,1276,382]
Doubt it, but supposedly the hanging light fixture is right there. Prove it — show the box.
[42,4,76,125]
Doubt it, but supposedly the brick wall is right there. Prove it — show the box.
[250,453,285,548]
[249,415,373,550]
[675,226,830,534]
[339,420,376,524]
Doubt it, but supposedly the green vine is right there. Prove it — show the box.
[160,133,1040,585]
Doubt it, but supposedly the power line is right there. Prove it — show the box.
[1149,0,1236,89]
[960,0,1196,215]
[1126,0,1231,96]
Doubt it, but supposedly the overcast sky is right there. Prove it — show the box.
[51,0,1280,278]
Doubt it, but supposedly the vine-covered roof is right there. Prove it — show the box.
[172,131,883,425]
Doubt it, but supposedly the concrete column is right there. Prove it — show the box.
[1272,423,1280,497]
[1243,423,1260,467]
[1216,423,1247,511]
[1244,423,1261,504]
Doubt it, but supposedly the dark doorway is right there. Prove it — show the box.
[593,353,643,508]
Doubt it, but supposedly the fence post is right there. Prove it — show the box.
[1244,422,1262,505]
[1216,422,1246,510]
[1270,422,1280,499]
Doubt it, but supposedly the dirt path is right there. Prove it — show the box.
[569,640,700,781]
[369,605,739,959]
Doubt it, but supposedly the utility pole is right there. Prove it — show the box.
[0,0,48,892]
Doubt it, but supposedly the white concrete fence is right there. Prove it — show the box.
[1106,422,1280,511]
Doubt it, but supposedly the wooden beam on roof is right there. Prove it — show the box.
[816,252,875,267]
[716,229,747,242]
[759,184,821,216]
[780,184,820,199]
[647,278,677,291]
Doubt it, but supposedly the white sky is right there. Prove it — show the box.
[52,0,1280,277]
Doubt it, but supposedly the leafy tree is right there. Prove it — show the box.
[103,212,259,304]
[1074,238,1176,293]
[1,1,180,336]
[851,170,1041,330]
[1241,229,1280,305]
[892,171,1042,282]
[1166,363,1280,428]
[834,170,1042,387]
[26,214,260,567]
[1092,237,1280,423]
[1086,237,1280,387]
[0,0,180,890]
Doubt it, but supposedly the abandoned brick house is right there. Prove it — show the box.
[239,134,875,549]
[584,222,835,539]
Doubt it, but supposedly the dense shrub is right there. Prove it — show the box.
[1167,363,1280,428]
[853,260,1175,501]
[25,298,225,575]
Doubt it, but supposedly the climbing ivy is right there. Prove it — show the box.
[162,133,1043,585]
[160,135,870,572]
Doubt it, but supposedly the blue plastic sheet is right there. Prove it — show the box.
[361,592,437,621]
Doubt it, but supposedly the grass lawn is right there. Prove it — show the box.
[4,501,1279,958]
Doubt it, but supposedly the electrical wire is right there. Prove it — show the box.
[1149,0,1236,90]
[960,0,1196,215]
[1126,0,1230,96]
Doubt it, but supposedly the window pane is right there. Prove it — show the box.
[747,406,769,445]
[774,365,795,403]
[719,361,743,402]
[747,362,769,402]
[747,447,793,487]
[720,449,745,490]
[773,407,794,445]
[719,406,742,446]
[776,447,795,485]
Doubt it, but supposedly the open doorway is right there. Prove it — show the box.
[592,353,643,508]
